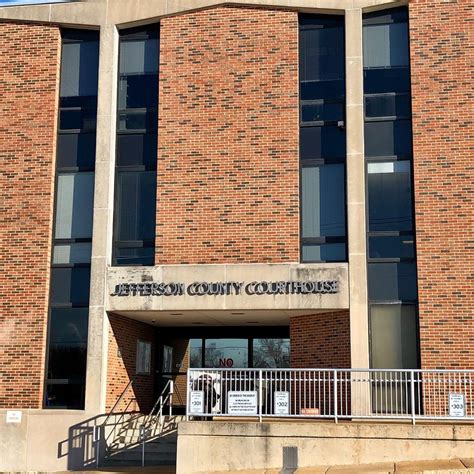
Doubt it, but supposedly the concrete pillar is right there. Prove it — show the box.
[345,7,370,415]
[345,7,369,370]
[85,24,119,414]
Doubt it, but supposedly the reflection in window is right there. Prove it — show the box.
[205,339,248,368]
[45,30,99,409]
[370,304,418,369]
[253,339,290,368]
[363,7,419,373]
[113,27,159,266]
[299,14,347,262]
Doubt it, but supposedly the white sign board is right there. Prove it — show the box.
[189,391,205,414]
[6,411,22,423]
[274,391,290,415]
[228,391,258,415]
[449,393,465,417]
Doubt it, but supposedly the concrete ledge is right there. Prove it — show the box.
[176,421,474,473]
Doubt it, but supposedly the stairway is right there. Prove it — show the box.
[100,415,183,468]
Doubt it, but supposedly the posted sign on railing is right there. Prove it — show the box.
[228,391,258,415]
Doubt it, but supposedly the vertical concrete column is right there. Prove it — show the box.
[85,24,119,414]
[345,9,370,373]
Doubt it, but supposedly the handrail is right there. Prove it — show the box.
[102,377,136,428]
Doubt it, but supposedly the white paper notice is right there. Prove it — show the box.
[228,391,258,415]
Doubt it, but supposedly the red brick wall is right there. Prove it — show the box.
[107,314,156,412]
[409,1,474,369]
[0,23,60,408]
[290,311,351,368]
[156,6,299,264]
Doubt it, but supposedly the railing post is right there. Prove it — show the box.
[94,425,101,468]
[334,370,338,423]
[259,370,263,422]
[410,370,416,425]
[170,380,174,417]
[186,369,190,421]
[140,424,146,467]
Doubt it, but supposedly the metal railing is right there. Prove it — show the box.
[186,368,474,423]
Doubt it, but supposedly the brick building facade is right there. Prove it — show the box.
[0,0,472,470]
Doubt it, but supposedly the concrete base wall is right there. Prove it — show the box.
[176,421,474,473]
[0,409,100,472]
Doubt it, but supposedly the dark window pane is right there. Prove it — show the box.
[47,307,88,379]
[364,68,410,94]
[302,243,346,262]
[368,161,413,232]
[59,108,97,131]
[368,262,417,301]
[44,382,85,409]
[115,171,157,241]
[50,268,91,305]
[116,133,157,167]
[118,74,158,109]
[113,246,155,266]
[302,164,346,237]
[369,235,414,259]
[302,102,344,123]
[118,109,157,131]
[300,125,345,160]
[300,25,345,83]
[364,120,412,158]
[301,79,344,101]
[365,94,410,118]
[253,339,290,368]
[370,304,418,369]
[57,133,96,169]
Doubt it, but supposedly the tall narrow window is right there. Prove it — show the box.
[44,30,99,409]
[112,27,159,265]
[299,14,347,262]
[363,8,419,370]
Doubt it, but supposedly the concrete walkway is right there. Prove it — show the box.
[209,459,474,474]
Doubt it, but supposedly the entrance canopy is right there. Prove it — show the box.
[106,263,349,326]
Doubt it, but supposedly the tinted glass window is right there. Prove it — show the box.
[116,133,157,167]
[302,164,346,237]
[47,307,88,379]
[115,171,157,241]
[364,67,410,94]
[302,102,344,123]
[53,243,92,265]
[50,268,91,305]
[370,304,418,369]
[302,242,346,262]
[60,39,99,98]
[364,120,412,158]
[113,246,155,266]
[190,339,203,368]
[369,235,414,259]
[368,161,412,232]
[300,125,346,160]
[120,38,159,74]
[253,339,290,368]
[44,382,86,409]
[204,339,248,368]
[363,22,409,69]
[54,173,94,239]
[57,133,96,169]
[365,94,410,118]
[300,25,344,83]
[118,74,158,110]
[368,262,417,301]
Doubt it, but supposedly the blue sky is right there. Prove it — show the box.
[0,0,70,5]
